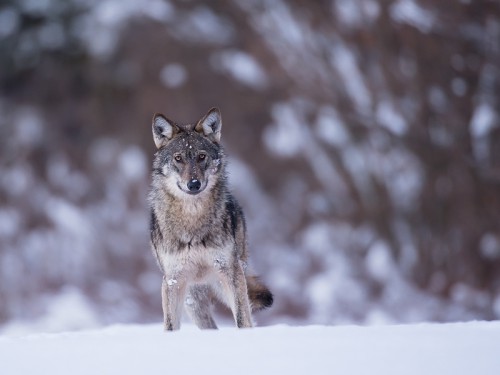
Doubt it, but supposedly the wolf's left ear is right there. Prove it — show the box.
[152,113,177,148]
[195,107,222,142]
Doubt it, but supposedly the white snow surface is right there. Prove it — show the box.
[1,322,499,375]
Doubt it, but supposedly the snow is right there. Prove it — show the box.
[166,278,177,286]
[0,7,20,38]
[315,106,350,147]
[159,63,188,88]
[45,197,90,237]
[334,0,364,28]
[390,0,435,33]
[18,0,52,16]
[212,50,268,90]
[376,100,408,135]
[47,155,90,200]
[239,0,332,87]
[13,106,43,147]
[118,146,147,182]
[365,241,393,282]
[479,233,500,260]
[469,103,498,161]
[1,322,499,375]
[172,6,234,45]
[334,0,380,28]
[330,42,372,114]
[0,207,22,238]
[470,103,498,138]
[78,0,174,58]
[2,288,100,336]
[263,103,305,157]
[93,0,172,27]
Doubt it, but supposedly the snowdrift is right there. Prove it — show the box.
[1,321,499,375]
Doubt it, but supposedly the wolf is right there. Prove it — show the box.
[148,107,273,330]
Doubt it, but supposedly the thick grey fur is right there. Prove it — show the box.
[148,108,272,330]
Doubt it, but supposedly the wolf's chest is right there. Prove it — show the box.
[157,242,232,284]
[167,199,218,241]
[168,212,212,245]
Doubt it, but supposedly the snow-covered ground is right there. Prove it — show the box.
[1,322,499,375]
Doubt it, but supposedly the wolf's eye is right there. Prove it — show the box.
[198,153,206,161]
[174,155,182,162]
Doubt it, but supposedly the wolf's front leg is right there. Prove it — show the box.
[219,259,253,328]
[161,275,187,331]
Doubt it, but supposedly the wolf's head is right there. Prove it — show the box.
[151,108,225,197]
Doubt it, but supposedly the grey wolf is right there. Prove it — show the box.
[148,107,273,330]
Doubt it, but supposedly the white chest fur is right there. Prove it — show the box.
[158,243,232,285]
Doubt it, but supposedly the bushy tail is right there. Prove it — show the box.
[246,275,273,311]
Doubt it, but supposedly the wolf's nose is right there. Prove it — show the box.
[187,179,201,192]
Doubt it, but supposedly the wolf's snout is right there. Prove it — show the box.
[187,179,201,192]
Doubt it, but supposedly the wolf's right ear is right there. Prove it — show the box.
[152,113,177,148]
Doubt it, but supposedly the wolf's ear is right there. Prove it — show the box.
[195,107,221,142]
[152,113,177,148]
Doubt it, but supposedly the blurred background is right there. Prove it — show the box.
[1,0,500,333]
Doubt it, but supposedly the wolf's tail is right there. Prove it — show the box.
[246,275,273,311]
